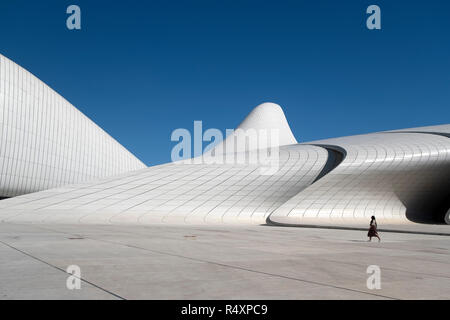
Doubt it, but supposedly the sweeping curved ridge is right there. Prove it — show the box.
[0,54,146,198]
[0,93,449,226]
[269,130,450,225]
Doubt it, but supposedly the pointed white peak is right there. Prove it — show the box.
[210,102,298,155]
[235,102,298,145]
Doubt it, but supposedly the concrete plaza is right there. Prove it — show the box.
[0,222,449,299]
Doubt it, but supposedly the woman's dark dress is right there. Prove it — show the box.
[368,220,378,237]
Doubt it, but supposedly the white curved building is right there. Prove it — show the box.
[0,107,449,225]
[212,102,298,154]
[0,55,449,226]
[0,54,145,198]
[271,129,450,226]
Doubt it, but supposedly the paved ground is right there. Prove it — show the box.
[0,222,449,299]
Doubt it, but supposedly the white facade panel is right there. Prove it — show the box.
[0,58,448,227]
[0,145,328,224]
[270,131,450,225]
[0,54,145,197]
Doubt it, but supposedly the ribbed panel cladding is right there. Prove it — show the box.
[0,145,328,224]
[270,132,450,224]
[0,54,145,197]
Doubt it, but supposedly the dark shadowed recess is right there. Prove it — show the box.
[388,131,450,224]
[309,144,346,183]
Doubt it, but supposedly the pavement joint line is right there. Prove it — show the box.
[81,237,401,300]
[55,223,448,274]
[28,223,399,300]
[0,238,126,300]
[321,258,450,281]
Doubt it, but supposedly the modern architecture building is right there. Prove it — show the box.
[0,55,449,226]
[0,54,145,198]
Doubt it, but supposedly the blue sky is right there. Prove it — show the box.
[1,0,449,165]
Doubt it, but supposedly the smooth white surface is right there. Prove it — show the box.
[0,54,448,226]
[0,54,145,197]
[270,131,450,225]
[386,124,450,135]
[212,102,297,154]
[234,102,297,145]
[0,144,328,224]
[1,123,448,226]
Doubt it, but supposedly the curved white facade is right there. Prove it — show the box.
[213,102,297,154]
[0,100,449,226]
[0,54,145,197]
[270,131,450,225]
[0,55,448,226]
[0,144,328,224]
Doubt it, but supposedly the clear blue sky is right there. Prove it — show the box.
[1,0,449,165]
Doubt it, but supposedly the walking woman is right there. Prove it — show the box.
[368,216,381,242]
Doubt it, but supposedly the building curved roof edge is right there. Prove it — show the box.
[0,53,146,197]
